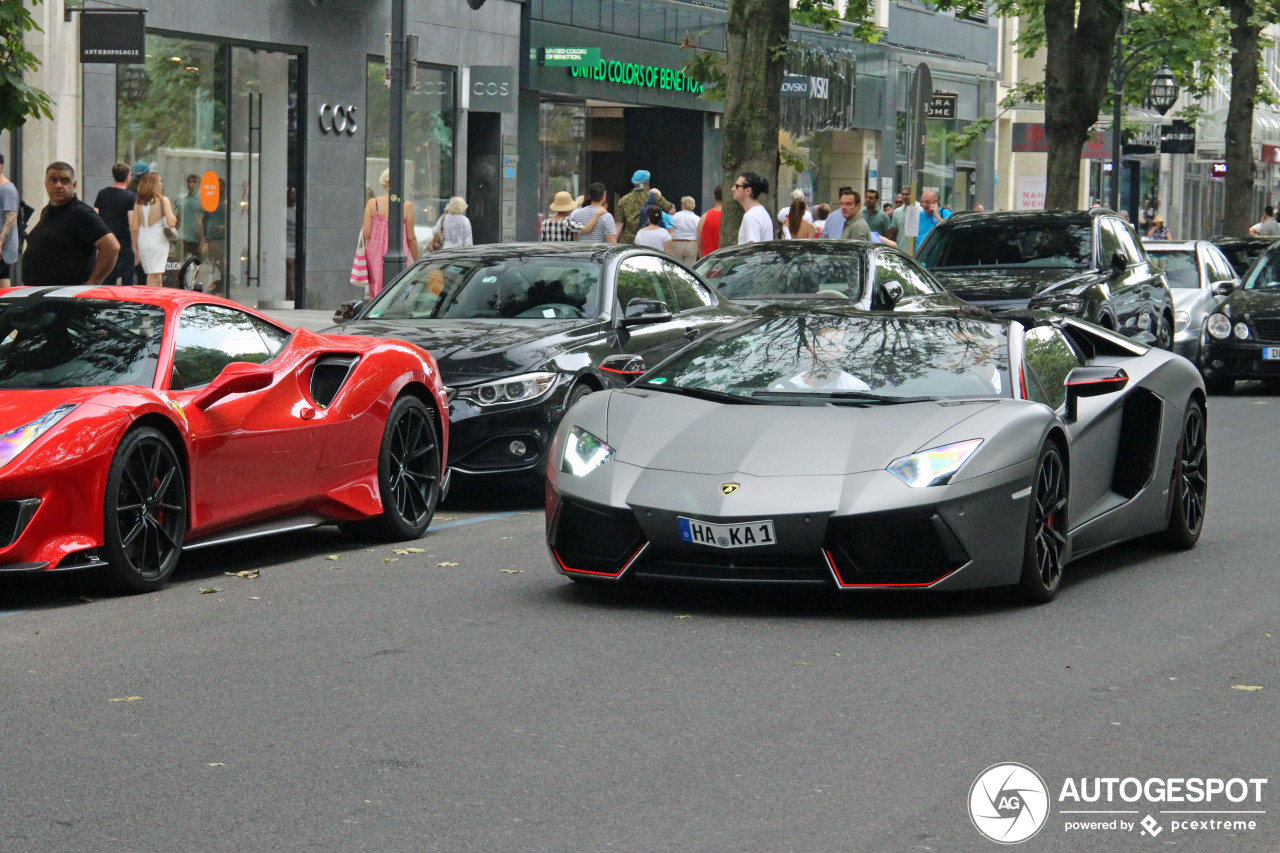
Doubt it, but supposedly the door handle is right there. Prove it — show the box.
[684,327,701,341]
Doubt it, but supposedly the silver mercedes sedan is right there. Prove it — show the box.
[1145,240,1239,367]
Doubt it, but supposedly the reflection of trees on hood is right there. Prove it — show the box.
[662,315,1005,392]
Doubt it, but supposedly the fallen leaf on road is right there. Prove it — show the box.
[1232,685,1263,691]
[675,615,690,619]
[383,558,398,563]
[199,587,220,594]
[500,569,523,574]
[437,516,457,521]
[799,662,810,665]
[224,570,260,579]
[436,561,458,567]
[109,696,142,702]
[404,547,426,553]
[249,597,260,601]
[326,555,341,561]
[206,762,225,767]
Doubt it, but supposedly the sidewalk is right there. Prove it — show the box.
[258,307,339,332]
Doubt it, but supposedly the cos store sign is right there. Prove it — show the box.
[317,103,358,135]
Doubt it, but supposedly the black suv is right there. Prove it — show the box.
[916,209,1175,348]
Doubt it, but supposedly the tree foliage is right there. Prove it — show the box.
[0,0,54,133]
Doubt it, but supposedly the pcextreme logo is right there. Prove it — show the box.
[970,763,1269,844]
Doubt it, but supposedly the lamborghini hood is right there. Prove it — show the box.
[605,389,998,477]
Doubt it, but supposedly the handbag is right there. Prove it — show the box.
[428,216,444,253]
[350,231,369,287]
[163,224,180,243]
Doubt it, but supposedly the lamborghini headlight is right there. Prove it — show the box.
[455,372,557,406]
[561,426,614,476]
[887,439,983,488]
[0,404,78,470]
[1206,313,1231,339]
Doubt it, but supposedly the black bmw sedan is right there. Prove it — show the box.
[328,244,749,477]
[916,208,1175,348]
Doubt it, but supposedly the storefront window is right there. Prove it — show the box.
[365,59,456,242]
[539,100,588,220]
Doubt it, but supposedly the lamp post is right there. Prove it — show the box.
[1109,32,1180,213]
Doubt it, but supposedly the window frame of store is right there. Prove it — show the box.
[364,56,459,255]
[114,31,306,306]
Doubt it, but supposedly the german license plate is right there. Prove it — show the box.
[1263,347,1280,360]
[678,517,776,548]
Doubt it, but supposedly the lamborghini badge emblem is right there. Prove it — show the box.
[721,483,740,495]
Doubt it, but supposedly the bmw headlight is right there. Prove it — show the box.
[561,426,614,476]
[1207,313,1231,339]
[455,372,557,406]
[887,439,983,488]
[1173,310,1190,332]
[0,404,78,469]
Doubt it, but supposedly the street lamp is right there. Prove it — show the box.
[1109,40,1180,213]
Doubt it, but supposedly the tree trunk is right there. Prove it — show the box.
[1223,0,1259,237]
[719,0,789,245]
[1042,0,1123,209]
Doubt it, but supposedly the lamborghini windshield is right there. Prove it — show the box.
[643,313,1010,402]
[366,257,603,320]
[0,299,165,389]
[695,246,869,302]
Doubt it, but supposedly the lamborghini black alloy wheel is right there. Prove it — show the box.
[1163,400,1208,549]
[1032,449,1068,591]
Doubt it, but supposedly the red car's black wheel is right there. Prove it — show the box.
[1017,443,1068,603]
[101,427,187,592]
[354,395,441,541]
[1162,399,1207,549]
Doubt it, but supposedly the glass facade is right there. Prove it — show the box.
[364,58,457,237]
[538,100,588,218]
[116,35,300,301]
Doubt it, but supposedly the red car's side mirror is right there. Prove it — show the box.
[191,362,274,410]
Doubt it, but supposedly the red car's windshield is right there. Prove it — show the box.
[0,299,165,389]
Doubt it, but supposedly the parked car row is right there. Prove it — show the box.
[6,205,1263,598]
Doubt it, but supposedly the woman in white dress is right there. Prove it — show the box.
[132,172,176,287]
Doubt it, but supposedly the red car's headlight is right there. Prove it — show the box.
[0,404,79,469]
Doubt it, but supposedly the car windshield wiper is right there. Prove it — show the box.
[751,390,939,405]
[640,383,762,405]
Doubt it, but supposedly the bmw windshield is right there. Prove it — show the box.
[642,314,1010,403]
[0,299,165,390]
[366,257,604,320]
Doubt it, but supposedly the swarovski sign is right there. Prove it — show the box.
[781,75,829,99]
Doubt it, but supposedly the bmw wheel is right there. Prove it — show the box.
[101,427,187,593]
[1161,399,1207,549]
[358,395,442,541]
[1016,442,1068,603]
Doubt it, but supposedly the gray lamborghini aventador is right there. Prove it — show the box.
[545,305,1207,602]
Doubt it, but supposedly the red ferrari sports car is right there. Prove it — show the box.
[0,285,449,592]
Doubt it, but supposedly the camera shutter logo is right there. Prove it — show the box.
[969,763,1050,844]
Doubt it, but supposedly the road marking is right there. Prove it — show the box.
[431,511,532,531]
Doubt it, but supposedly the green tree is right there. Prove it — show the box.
[1220,0,1280,236]
[0,0,54,132]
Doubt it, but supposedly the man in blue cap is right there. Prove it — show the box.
[616,169,673,244]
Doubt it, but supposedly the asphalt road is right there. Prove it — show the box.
[1,388,1277,852]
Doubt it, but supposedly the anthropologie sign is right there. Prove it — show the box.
[569,59,704,95]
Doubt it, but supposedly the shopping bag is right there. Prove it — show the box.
[350,231,369,287]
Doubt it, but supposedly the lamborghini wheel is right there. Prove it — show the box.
[1016,442,1068,603]
[357,395,442,541]
[101,427,187,593]
[1161,399,1207,549]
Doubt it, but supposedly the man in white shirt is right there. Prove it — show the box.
[568,183,617,243]
[1249,206,1280,236]
[733,173,775,244]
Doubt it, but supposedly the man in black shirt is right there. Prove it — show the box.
[23,162,118,287]
[93,161,137,285]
